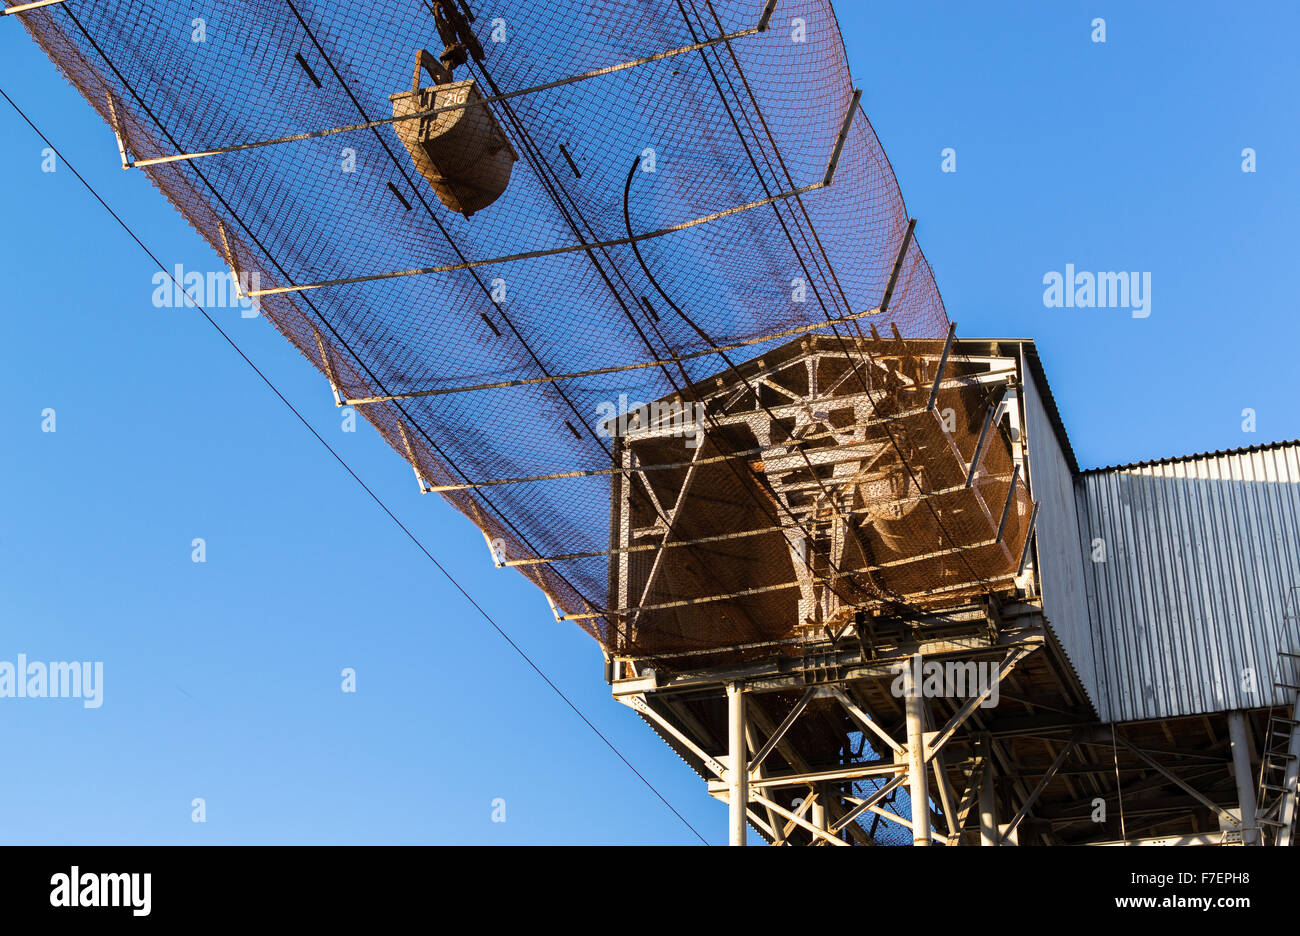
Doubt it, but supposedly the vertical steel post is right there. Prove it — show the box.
[904,655,931,845]
[727,682,748,846]
[978,737,998,846]
[810,799,826,833]
[1227,711,1260,845]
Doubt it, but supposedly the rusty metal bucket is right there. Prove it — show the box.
[390,50,517,217]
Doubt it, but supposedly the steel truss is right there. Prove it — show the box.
[613,601,1281,845]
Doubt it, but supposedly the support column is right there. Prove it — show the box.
[1227,711,1260,845]
[904,654,931,845]
[727,682,748,847]
[978,737,998,846]
[810,798,826,834]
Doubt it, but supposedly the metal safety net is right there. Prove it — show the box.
[13,0,1029,665]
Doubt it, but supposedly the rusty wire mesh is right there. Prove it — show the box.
[608,335,1032,658]
[13,0,1022,665]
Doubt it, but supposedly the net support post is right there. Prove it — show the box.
[480,529,505,569]
[965,402,997,487]
[994,465,1021,545]
[216,220,245,299]
[312,329,344,407]
[0,0,69,17]
[927,321,956,411]
[879,218,917,318]
[1016,502,1040,575]
[104,91,133,169]
[823,88,863,187]
[396,422,432,494]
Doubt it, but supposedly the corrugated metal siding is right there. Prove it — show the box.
[1020,353,1099,709]
[1077,444,1300,722]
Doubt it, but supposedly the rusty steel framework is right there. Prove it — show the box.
[608,341,1299,846]
[604,334,1034,660]
[8,0,966,666]
[615,624,1296,846]
[10,0,1296,847]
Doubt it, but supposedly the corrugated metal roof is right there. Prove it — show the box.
[1081,439,1300,476]
[1076,443,1300,721]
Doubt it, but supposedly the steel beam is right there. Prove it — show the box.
[750,793,848,846]
[979,748,998,846]
[1227,711,1260,845]
[344,305,885,404]
[1115,736,1241,829]
[727,683,748,846]
[827,685,904,755]
[999,732,1078,844]
[0,0,68,15]
[748,688,815,775]
[925,646,1034,761]
[904,653,931,845]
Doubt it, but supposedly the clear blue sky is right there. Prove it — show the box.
[1,2,1296,845]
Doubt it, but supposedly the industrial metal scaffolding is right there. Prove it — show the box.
[8,0,1298,846]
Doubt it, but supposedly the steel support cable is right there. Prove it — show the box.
[676,5,890,371]
[695,0,1025,541]
[675,5,931,412]
[676,0,853,331]
[689,0,856,322]
[58,5,628,652]
[458,26,907,627]
[487,91,887,624]
[287,0,734,654]
[0,83,708,846]
[671,14,965,603]
[685,0,851,323]
[674,7,997,596]
[504,7,979,626]
[284,0,598,450]
[623,160,928,616]
[683,0,853,327]
[436,13,827,645]
[670,3,982,577]
[288,0,809,652]
[283,1,677,649]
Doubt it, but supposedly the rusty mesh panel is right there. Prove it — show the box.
[13,0,996,664]
[609,336,1033,659]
